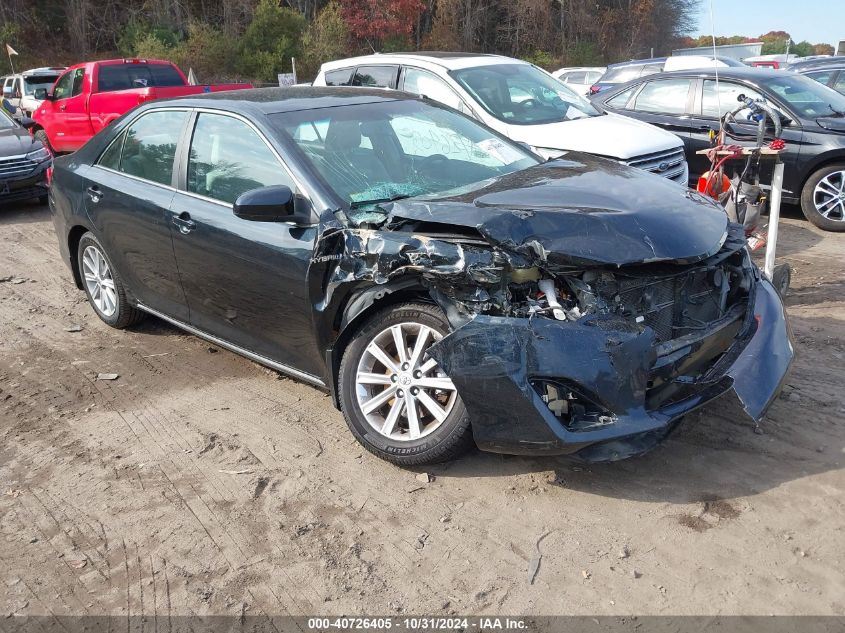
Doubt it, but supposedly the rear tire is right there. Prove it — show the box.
[800,164,845,232]
[77,232,145,329]
[338,302,474,466]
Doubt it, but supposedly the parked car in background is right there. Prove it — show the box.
[743,54,798,69]
[30,58,252,154]
[552,66,605,95]
[787,56,845,73]
[589,56,746,94]
[2,67,66,118]
[314,53,689,183]
[592,67,845,231]
[48,87,792,464]
[0,108,51,205]
[790,57,845,96]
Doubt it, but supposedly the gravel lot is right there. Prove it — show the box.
[1,202,843,617]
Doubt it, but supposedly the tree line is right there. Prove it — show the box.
[0,0,832,85]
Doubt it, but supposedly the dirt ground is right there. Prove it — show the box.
[1,202,843,618]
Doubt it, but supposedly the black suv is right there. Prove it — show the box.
[592,67,845,231]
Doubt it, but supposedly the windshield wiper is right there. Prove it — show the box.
[350,194,414,209]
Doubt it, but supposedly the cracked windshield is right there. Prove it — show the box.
[273,99,539,223]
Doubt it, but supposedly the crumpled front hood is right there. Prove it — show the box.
[385,154,729,268]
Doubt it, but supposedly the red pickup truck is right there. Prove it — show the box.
[31,58,251,153]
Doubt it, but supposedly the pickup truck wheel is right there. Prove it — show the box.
[338,302,474,466]
[801,164,845,232]
[77,233,145,329]
[33,130,54,156]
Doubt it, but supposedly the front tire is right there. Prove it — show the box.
[338,302,474,466]
[800,164,845,232]
[33,129,55,156]
[77,233,145,329]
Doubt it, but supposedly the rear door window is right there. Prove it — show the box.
[116,110,187,186]
[632,78,692,114]
[351,66,399,88]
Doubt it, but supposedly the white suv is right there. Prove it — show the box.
[314,53,689,184]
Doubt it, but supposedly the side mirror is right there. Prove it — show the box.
[19,116,35,129]
[34,88,48,100]
[233,185,306,223]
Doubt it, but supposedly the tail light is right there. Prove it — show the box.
[589,85,600,95]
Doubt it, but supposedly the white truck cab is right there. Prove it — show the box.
[314,53,688,184]
[2,67,66,118]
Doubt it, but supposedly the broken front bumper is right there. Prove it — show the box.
[429,275,793,461]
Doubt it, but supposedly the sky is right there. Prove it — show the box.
[693,0,844,47]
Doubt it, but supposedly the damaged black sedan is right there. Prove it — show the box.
[48,87,794,465]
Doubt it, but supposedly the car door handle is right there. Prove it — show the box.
[59,104,67,111]
[696,125,715,132]
[86,186,102,203]
[172,212,196,235]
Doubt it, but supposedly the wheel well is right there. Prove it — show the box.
[326,282,433,408]
[67,225,88,289]
[799,156,845,198]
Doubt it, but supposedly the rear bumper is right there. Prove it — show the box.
[429,275,793,461]
[0,159,50,204]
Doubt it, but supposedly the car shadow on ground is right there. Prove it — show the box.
[0,200,51,224]
[434,400,843,506]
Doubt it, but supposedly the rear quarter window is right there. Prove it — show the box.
[324,68,354,86]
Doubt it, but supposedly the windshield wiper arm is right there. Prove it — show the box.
[350,194,414,209]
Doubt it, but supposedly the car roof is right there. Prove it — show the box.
[789,56,845,71]
[555,66,605,72]
[607,57,668,69]
[319,52,523,72]
[20,67,65,76]
[638,67,786,81]
[152,86,419,115]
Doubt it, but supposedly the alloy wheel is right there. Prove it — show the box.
[355,322,458,441]
[81,245,117,317]
[813,170,845,223]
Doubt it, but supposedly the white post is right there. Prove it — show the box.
[764,161,785,281]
